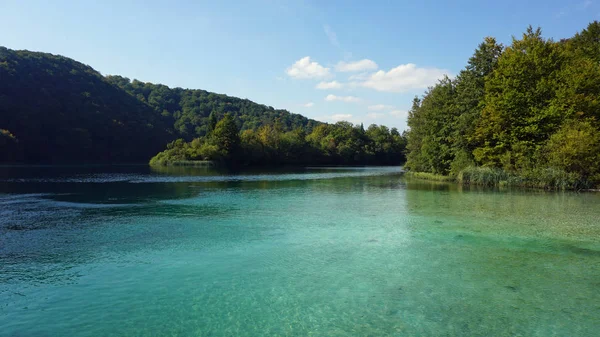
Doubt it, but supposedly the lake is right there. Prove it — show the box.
[1,166,599,336]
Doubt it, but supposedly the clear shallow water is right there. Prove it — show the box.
[1,166,599,336]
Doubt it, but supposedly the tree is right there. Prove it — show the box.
[451,37,503,172]
[210,113,241,162]
[545,120,600,180]
[208,111,218,133]
[402,22,600,187]
[405,77,456,174]
[474,27,564,171]
[405,97,428,172]
[568,21,600,62]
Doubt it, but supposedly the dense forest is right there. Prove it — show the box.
[405,22,600,189]
[150,114,406,166]
[105,76,321,139]
[0,47,334,164]
[0,47,171,163]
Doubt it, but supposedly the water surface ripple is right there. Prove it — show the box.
[0,166,599,336]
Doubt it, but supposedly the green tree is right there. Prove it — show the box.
[451,37,503,173]
[405,77,456,174]
[474,27,564,171]
[210,113,241,162]
[545,120,600,181]
[568,21,600,62]
[207,111,218,134]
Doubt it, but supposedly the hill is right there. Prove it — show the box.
[0,47,321,164]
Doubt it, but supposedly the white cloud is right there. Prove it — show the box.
[286,57,331,79]
[315,114,357,123]
[389,110,406,117]
[303,102,314,108]
[324,94,361,103]
[368,104,394,111]
[316,80,343,89]
[367,112,385,119]
[324,25,340,47]
[331,114,353,121]
[348,72,370,81]
[361,63,449,92]
[335,59,378,72]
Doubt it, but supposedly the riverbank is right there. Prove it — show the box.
[150,160,215,167]
[405,166,599,191]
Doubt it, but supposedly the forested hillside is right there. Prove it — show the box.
[405,22,600,189]
[106,76,321,140]
[0,47,171,163]
[0,47,323,163]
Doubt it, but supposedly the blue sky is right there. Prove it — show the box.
[1,0,598,130]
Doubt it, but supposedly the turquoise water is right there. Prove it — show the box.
[1,166,599,336]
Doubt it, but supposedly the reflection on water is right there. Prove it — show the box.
[0,165,599,336]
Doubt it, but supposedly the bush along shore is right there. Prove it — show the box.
[406,166,597,191]
[150,113,407,167]
[403,22,600,191]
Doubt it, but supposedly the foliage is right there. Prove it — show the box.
[456,166,511,187]
[105,76,320,140]
[474,27,564,170]
[0,47,171,163]
[407,166,581,190]
[404,21,600,189]
[150,118,407,167]
[208,113,241,162]
[544,120,600,181]
[0,47,328,164]
[404,171,454,182]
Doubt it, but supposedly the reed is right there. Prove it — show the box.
[456,166,510,187]
[405,171,454,182]
[408,166,592,190]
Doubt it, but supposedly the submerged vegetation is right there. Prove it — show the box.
[150,113,407,166]
[404,22,600,190]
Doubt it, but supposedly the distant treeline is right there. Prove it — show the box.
[150,114,406,166]
[405,22,600,189]
[0,47,332,164]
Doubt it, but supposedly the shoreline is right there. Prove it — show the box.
[404,169,599,191]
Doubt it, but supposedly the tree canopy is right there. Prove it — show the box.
[405,22,600,188]
[0,47,171,163]
[150,117,406,167]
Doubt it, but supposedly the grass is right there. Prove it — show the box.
[456,166,510,187]
[404,171,454,182]
[167,160,215,167]
[149,158,215,167]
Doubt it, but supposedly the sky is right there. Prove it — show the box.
[1,0,598,131]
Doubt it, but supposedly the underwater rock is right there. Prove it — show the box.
[6,223,28,231]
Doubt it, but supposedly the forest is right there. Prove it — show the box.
[0,47,354,164]
[404,21,600,189]
[150,114,406,166]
